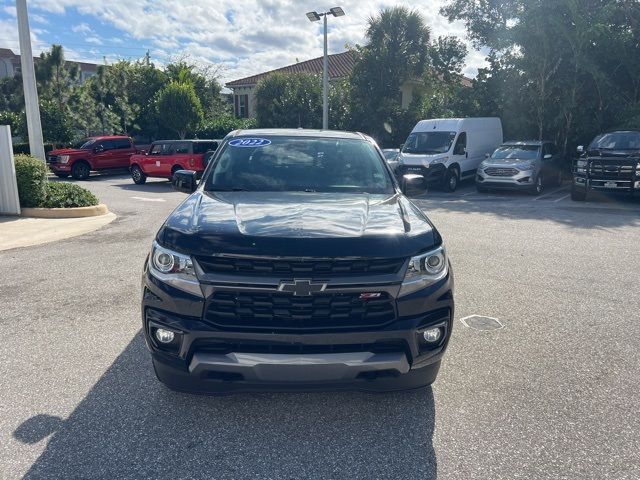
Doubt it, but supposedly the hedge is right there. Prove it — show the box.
[13,154,100,208]
[41,182,99,208]
[11,143,56,156]
[14,154,48,207]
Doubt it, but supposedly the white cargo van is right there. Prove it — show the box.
[397,118,503,191]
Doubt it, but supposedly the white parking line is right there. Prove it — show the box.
[130,196,166,202]
[534,187,569,200]
[554,194,571,203]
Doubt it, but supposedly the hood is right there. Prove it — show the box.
[483,158,537,167]
[159,191,438,258]
[49,147,89,155]
[399,152,449,167]
[587,149,640,159]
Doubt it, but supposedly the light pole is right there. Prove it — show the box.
[306,6,345,130]
[15,0,45,161]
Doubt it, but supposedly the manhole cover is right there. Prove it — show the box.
[460,315,504,331]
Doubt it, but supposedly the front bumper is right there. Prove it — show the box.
[573,175,640,194]
[48,162,71,173]
[476,169,536,190]
[141,266,454,393]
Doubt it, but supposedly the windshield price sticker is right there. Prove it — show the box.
[229,138,272,148]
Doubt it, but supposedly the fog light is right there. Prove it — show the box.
[422,328,442,343]
[155,328,175,344]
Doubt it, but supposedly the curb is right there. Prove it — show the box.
[20,203,110,219]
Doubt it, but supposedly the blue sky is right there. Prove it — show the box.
[0,0,486,87]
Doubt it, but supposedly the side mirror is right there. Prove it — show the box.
[401,174,427,197]
[399,143,404,150]
[543,154,552,159]
[576,145,584,154]
[485,153,490,159]
[93,145,104,153]
[172,170,198,194]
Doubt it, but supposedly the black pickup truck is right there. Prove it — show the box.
[141,129,454,393]
[572,130,640,201]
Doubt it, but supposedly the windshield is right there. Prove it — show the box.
[402,131,456,154]
[205,136,394,194]
[491,145,540,160]
[73,138,95,149]
[589,131,640,151]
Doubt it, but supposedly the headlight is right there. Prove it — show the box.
[576,159,587,174]
[431,156,449,165]
[399,245,448,297]
[58,155,70,164]
[148,241,202,297]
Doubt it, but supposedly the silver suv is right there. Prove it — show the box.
[476,141,564,195]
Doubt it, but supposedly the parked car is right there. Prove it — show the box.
[476,141,564,195]
[46,136,137,180]
[396,117,503,192]
[381,148,400,173]
[142,129,454,393]
[572,130,640,201]
[129,139,221,185]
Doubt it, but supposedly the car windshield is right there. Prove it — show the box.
[73,138,95,149]
[589,131,640,151]
[402,131,457,154]
[491,145,540,160]
[205,136,394,194]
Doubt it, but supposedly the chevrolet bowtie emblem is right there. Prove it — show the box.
[278,279,327,296]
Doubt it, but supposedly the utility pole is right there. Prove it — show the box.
[16,0,45,161]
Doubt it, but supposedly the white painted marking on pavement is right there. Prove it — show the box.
[534,187,569,200]
[553,194,570,203]
[131,196,166,202]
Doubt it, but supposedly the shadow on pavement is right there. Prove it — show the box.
[114,181,175,193]
[415,186,640,230]
[16,332,437,479]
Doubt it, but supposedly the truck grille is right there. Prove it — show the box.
[204,290,396,331]
[589,161,635,179]
[484,167,519,177]
[196,256,405,277]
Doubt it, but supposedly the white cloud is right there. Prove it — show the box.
[71,22,91,33]
[23,0,488,83]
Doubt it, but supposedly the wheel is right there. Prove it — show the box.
[131,165,147,185]
[55,172,69,179]
[71,161,91,180]
[171,166,182,183]
[443,167,459,192]
[530,175,543,195]
[571,185,587,201]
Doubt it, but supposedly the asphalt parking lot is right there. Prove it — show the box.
[1,173,639,479]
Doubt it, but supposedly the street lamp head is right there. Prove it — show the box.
[306,11,321,22]
[329,6,345,17]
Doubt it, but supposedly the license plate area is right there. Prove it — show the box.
[604,181,617,188]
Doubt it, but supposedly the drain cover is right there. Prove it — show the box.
[460,315,504,331]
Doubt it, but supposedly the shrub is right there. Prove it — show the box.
[12,143,56,155]
[196,113,256,139]
[42,182,99,208]
[14,154,48,207]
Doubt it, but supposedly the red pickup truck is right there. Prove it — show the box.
[129,139,220,184]
[47,136,138,180]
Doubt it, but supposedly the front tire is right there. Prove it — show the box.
[131,165,147,185]
[571,185,587,201]
[71,161,90,180]
[443,166,459,192]
[530,175,543,195]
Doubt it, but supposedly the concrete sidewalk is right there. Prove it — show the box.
[0,212,116,251]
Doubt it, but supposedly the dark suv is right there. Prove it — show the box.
[572,130,640,200]
[142,129,454,393]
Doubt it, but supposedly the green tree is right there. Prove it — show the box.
[255,72,323,128]
[156,81,203,139]
[36,45,79,118]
